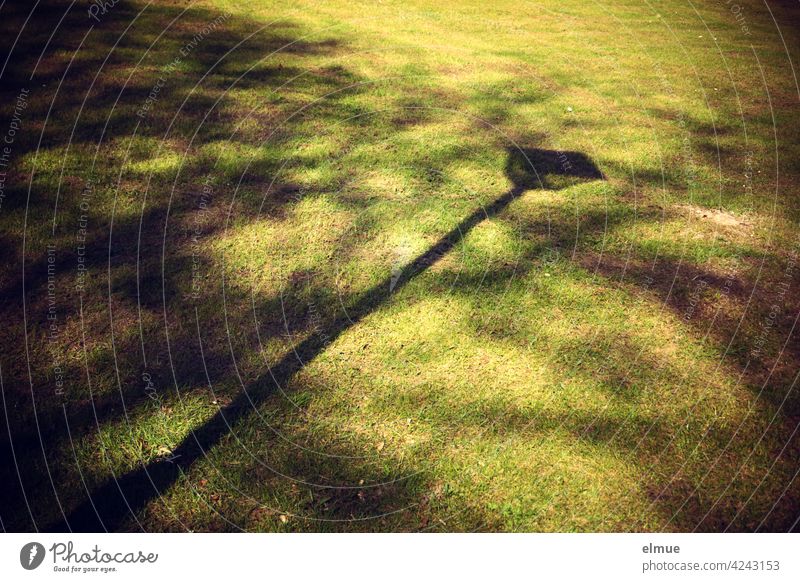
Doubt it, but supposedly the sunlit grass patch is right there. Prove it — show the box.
[2,0,799,533]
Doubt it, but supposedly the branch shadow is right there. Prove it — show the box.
[43,143,604,531]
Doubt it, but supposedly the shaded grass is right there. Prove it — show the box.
[0,0,799,532]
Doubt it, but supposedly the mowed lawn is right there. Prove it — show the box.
[1,0,799,531]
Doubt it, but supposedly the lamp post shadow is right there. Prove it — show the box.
[53,145,604,532]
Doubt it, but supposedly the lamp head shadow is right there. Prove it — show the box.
[505,147,604,191]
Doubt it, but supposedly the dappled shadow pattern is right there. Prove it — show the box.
[0,0,361,530]
[47,144,605,531]
[1,0,797,534]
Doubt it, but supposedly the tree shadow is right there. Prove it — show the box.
[0,0,363,530]
[2,0,797,534]
[34,142,603,531]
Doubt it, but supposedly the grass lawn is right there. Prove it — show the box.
[1,0,799,532]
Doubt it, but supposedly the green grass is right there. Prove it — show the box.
[0,0,798,532]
